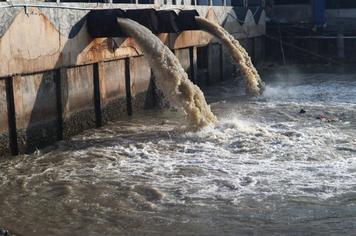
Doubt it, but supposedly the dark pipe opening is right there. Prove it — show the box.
[87,9,127,38]
[87,9,201,38]
[126,9,159,34]
[156,10,179,33]
[176,10,200,31]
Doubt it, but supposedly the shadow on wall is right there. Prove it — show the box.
[16,15,90,154]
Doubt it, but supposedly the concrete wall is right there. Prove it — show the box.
[13,72,59,153]
[0,5,266,156]
[129,56,153,111]
[61,65,96,139]
[98,60,127,124]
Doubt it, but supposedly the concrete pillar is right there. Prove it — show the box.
[337,32,345,59]
[208,43,223,85]
[125,58,133,116]
[0,78,10,157]
[189,47,198,84]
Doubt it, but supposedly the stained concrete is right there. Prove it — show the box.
[0,4,266,155]
[98,59,127,123]
[129,56,153,111]
[0,78,9,156]
[61,65,96,139]
[13,72,59,153]
[0,5,266,77]
[175,48,191,75]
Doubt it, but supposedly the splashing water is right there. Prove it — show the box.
[195,16,264,96]
[117,18,217,129]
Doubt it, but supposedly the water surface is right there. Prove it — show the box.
[1,66,356,236]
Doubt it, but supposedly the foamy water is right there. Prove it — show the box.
[0,68,356,235]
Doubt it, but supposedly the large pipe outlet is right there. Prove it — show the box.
[156,10,179,33]
[87,9,127,38]
[176,10,200,31]
[87,9,201,38]
[126,9,159,34]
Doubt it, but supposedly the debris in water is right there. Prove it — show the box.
[316,113,339,122]
[299,108,306,114]
[117,17,217,129]
[195,16,265,96]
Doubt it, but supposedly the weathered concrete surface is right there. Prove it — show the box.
[175,48,191,76]
[129,56,153,111]
[0,4,266,155]
[98,59,127,123]
[61,65,96,139]
[13,72,59,153]
[0,5,265,77]
[0,78,10,156]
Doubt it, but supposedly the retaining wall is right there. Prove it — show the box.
[0,4,265,156]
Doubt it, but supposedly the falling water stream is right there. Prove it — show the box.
[117,17,217,129]
[195,16,264,96]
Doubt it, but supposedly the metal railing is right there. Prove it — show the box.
[0,0,264,7]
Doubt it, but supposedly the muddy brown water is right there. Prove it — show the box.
[1,66,356,236]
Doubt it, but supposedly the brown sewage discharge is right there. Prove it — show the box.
[195,16,264,96]
[117,17,217,129]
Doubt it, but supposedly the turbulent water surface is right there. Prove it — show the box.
[1,66,356,236]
